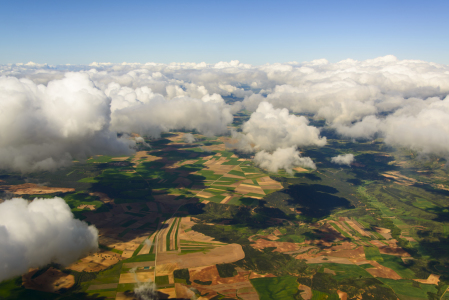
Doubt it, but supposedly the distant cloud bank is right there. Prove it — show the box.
[1,55,449,172]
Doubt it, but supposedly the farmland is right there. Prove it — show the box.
[1,116,449,300]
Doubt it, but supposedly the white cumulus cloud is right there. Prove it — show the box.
[3,55,449,160]
[183,133,196,143]
[0,73,133,172]
[254,147,316,174]
[238,102,326,152]
[0,197,98,282]
[331,153,355,166]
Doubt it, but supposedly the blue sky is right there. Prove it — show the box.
[1,0,448,65]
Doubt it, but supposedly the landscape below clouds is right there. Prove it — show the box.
[1,56,449,299]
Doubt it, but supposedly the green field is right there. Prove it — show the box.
[378,255,416,279]
[309,263,373,281]
[378,278,437,299]
[364,246,383,261]
[251,276,300,300]
[2,126,449,300]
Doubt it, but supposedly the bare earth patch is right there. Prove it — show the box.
[158,244,245,268]
[373,227,393,239]
[23,268,75,293]
[187,266,258,300]
[0,183,74,195]
[382,171,418,186]
[235,184,265,195]
[119,271,154,284]
[365,261,402,279]
[414,274,440,285]
[337,290,348,300]
[131,151,161,167]
[298,284,312,300]
[251,239,300,253]
[77,204,96,210]
[378,246,411,257]
[67,250,122,272]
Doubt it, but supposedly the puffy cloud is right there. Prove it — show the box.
[331,153,355,166]
[334,96,449,156]
[183,133,196,143]
[334,115,381,139]
[0,197,98,282]
[3,55,449,159]
[254,147,316,174]
[0,68,237,172]
[243,83,380,126]
[0,74,133,172]
[111,96,233,138]
[201,93,225,104]
[382,96,449,156]
[239,102,326,152]
[103,82,235,138]
[134,136,151,148]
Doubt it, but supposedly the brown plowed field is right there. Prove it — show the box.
[175,283,196,299]
[260,177,283,185]
[196,191,215,198]
[337,290,348,300]
[365,261,402,279]
[378,247,411,257]
[374,227,393,239]
[235,184,265,195]
[344,218,370,237]
[251,239,300,252]
[238,290,260,300]
[382,171,417,186]
[77,204,96,210]
[328,241,357,251]
[298,284,312,300]
[67,250,122,272]
[326,246,365,259]
[414,274,440,285]
[167,159,198,169]
[189,265,223,285]
[131,151,161,166]
[119,271,154,284]
[0,183,74,195]
[202,144,226,151]
[328,221,355,240]
[23,268,75,293]
[369,240,387,248]
[157,244,245,268]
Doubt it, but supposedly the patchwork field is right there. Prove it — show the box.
[2,129,449,300]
